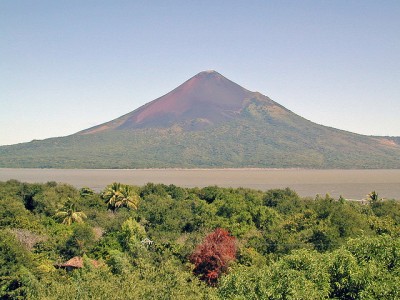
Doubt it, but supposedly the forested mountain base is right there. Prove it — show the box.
[1,120,400,168]
[1,180,399,299]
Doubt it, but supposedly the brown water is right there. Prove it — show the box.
[0,168,399,200]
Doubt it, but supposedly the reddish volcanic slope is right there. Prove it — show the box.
[80,70,274,134]
[3,70,400,169]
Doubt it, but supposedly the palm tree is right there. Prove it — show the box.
[55,202,87,225]
[102,183,140,211]
[102,182,123,210]
[114,185,139,210]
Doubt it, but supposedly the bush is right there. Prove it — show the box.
[190,228,236,285]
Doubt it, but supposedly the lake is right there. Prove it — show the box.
[1,168,399,200]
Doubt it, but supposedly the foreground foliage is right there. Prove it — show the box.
[190,228,236,285]
[0,180,399,299]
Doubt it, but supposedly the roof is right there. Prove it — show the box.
[57,256,100,269]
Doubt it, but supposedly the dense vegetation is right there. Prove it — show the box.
[1,107,400,169]
[1,180,399,299]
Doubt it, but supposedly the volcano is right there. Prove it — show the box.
[79,70,281,133]
[1,70,399,169]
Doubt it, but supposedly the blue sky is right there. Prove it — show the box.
[1,0,399,146]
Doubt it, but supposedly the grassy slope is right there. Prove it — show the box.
[1,109,399,168]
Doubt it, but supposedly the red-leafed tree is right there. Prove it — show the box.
[190,228,236,286]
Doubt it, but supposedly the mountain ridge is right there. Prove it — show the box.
[79,70,281,134]
[1,70,400,169]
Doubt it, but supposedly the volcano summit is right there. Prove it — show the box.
[1,71,399,168]
[79,70,282,133]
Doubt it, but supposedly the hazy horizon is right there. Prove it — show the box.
[1,1,400,146]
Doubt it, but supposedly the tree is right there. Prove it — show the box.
[31,183,78,216]
[190,228,236,286]
[368,191,380,203]
[115,185,139,210]
[79,187,94,198]
[102,182,122,209]
[55,201,87,225]
[120,218,147,257]
[102,183,139,211]
[63,223,96,257]
[0,230,35,299]
[263,187,301,214]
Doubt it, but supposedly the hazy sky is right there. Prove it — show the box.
[1,0,399,146]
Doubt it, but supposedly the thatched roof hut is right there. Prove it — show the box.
[56,256,100,271]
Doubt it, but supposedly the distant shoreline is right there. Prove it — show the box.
[1,168,399,200]
[2,167,399,171]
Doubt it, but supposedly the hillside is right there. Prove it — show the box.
[1,71,399,168]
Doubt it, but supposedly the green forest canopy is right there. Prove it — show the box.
[0,180,399,299]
